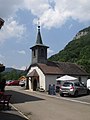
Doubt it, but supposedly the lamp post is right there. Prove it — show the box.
[0,18,4,29]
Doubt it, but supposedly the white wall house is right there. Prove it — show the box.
[27,62,89,91]
[26,25,89,91]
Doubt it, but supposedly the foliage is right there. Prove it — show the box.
[48,26,90,73]
[0,68,27,81]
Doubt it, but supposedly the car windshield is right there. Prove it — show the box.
[63,82,73,87]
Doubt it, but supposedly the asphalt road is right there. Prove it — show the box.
[5,86,90,120]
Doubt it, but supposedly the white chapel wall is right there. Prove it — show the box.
[28,66,46,90]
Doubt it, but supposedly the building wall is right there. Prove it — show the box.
[77,76,88,85]
[81,76,88,85]
[45,75,57,91]
[27,66,45,91]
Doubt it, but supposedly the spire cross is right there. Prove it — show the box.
[37,18,40,30]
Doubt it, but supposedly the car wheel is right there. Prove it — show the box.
[74,91,78,97]
[21,84,25,87]
[60,93,64,97]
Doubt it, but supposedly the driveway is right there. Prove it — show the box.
[6,86,90,120]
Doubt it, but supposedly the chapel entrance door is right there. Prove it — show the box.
[33,79,37,91]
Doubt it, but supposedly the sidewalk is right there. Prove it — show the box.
[0,103,29,120]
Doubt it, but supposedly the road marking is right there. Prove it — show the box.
[55,96,90,105]
[33,91,90,105]
[10,103,30,120]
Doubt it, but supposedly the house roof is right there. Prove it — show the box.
[18,76,26,81]
[29,61,89,76]
[27,69,39,77]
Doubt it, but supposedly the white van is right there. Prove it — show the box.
[87,79,90,90]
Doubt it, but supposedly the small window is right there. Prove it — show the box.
[33,50,36,57]
[41,48,44,57]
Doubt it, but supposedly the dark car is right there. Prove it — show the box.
[60,81,89,97]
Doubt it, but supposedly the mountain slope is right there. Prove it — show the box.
[49,26,90,73]
[0,67,27,81]
[4,67,23,73]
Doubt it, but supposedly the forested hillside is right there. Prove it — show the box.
[49,26,90,73]
[0,68,27,81]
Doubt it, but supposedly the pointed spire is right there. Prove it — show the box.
[36,19,43,45]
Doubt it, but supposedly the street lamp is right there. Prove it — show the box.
[0,18,4,29]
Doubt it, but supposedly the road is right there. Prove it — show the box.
[6,86,90,120]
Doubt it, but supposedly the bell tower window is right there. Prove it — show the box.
[41,48,44,57]
[33,49,36,57]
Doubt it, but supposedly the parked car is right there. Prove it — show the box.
[19,80,26,87]
[6,80,19,86]
[60,81,89,97]
[6,80,12,85]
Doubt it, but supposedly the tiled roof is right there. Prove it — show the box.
[27,69,39,77]
[30,61,88,76]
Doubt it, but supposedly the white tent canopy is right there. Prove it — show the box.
[56,75,78,81]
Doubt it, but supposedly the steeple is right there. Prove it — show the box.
[30,20,49,64]
[36,20,43,45]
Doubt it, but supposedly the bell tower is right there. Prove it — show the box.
[30,23,49,64]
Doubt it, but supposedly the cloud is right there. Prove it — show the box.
[24,0,90,29]
[0,0,24,19]
[0,17,26,43]
[0,0,90,30]
[18,50,26,55]
[0,54,5,64]
[11,65,26,70]
[0,54,4,58]
[47,48,54,57]
[68,24,73,30]
[19,66,27,70]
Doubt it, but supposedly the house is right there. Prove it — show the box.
[27,25,89,91]
[18,76,27,81]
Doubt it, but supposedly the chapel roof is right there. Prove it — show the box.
[29,61,89,76]
[27,69,39,77]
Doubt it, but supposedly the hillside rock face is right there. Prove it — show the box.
[74,31,88,39]
[49,26,90,73]
[74,26,90,40]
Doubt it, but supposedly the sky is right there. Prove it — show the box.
[0,0,90,70]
